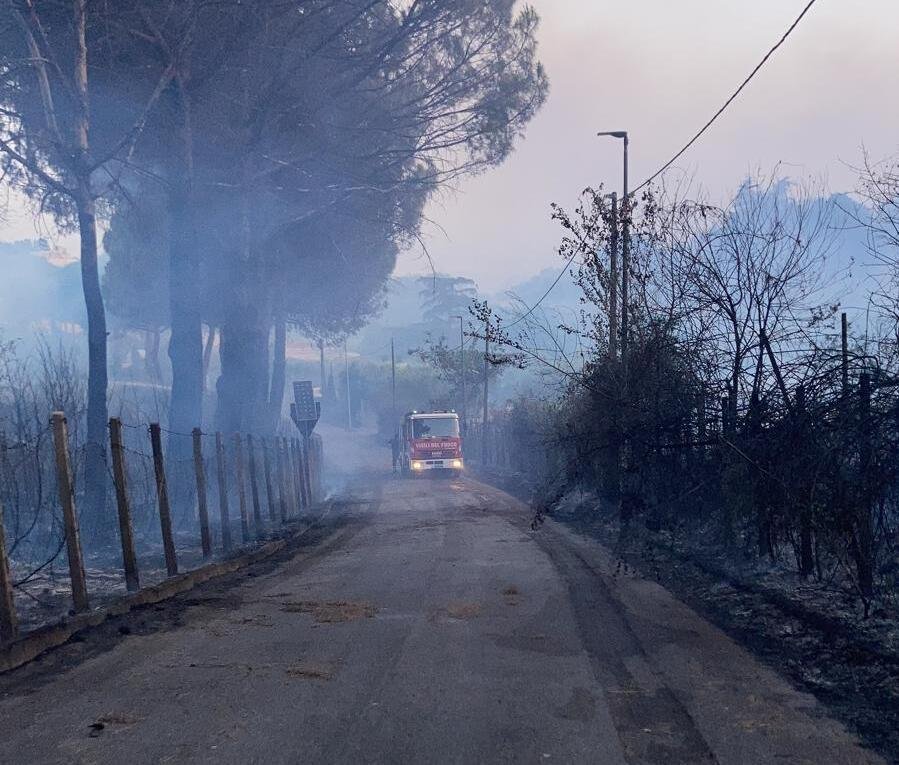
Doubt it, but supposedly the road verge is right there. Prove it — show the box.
[0,508,330,674]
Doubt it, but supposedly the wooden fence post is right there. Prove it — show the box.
[215,432,232,551]
[108,418,140,591]
[262,438,277,524]
[149,424,178,576]
[50,412,89,613]
[0,499,18,642]
[276,438,289,522]
[247,435,264,538]
[192,429,212,558]
[233,434,251,543]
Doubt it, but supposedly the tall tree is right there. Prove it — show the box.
[0,0,172,516]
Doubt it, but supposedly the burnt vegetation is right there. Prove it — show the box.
[477,171,899,619]
[466,170,899,753]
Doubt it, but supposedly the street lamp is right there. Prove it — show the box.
[599,131,630,531]
[452,315,466,433]
[598,130,629,367]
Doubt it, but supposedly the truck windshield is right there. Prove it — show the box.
[413,417,459,439]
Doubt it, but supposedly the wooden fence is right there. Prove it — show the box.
[0,412,324,644]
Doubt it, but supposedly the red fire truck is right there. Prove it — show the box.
[401,410,464,477]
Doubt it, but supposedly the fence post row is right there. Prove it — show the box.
[109,418,140,591]
[246,435,264,539]
[215,432,232,551]
[2,413,324,641]
[149,424,179,577]
[192,428,213,558]
[0,498,18,642]
[262,438,278,525]
[50,412,89,614]
[233,434,251,543]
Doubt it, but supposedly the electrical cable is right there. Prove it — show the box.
[633,0,820,194]
[503,0,820,328]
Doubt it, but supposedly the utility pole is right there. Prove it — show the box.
[621,133,630,372]
[608,192,619,360]
[483,320,489,427]
[344,338,351,431]
[598,130,629,373]
[453,316,466,432]
[841,312,849,396]
[599,129,630,533]
[482,318,489,465]
[391,337,397,431]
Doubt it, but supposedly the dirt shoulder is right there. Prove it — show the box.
[474,468,899,763]
[560,508,899,763]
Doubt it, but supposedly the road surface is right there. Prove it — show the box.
[0,472,882,764]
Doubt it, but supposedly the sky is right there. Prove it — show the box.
[398,0,899,291]
[3,1,898,296]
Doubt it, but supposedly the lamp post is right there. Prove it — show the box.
[598,130,629,370]
[599,131,629,528]
[452,315,466,433]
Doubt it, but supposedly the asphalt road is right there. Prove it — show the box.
[0,471,882,764]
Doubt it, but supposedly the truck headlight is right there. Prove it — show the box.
[412,461,424,470]
[452,459,463,469]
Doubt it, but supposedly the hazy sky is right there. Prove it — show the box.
[3,1,898,294]
[399,0,899,291]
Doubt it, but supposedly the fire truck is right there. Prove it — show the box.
[401,410,464,477]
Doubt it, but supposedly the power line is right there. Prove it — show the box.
[504,0,820,328]
[634,0,819,194]
[505,252,579,328]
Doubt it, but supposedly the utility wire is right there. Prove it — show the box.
[633,0,820,194]
[503,0,820,329]
[505,256,578,328]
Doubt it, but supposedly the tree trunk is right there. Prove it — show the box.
[73,2,107,523]
[216,304,271,434]
[166,81,203,448]
[75,187,108,523]
[215,139,271,434]
[269,314,287,429]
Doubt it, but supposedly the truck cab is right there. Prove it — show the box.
[401,411,464,477]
